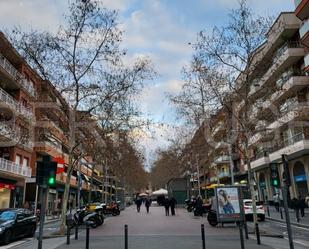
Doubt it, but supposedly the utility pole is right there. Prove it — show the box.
[282,154,294,249]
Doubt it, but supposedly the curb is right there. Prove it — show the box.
[266,216,309,229]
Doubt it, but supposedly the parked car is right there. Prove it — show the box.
[0,209,37,245]
[243,199,265,221]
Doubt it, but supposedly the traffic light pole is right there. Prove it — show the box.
[282,154,294,249]
[38,186,47,249]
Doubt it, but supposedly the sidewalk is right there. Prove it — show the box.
[266,205,309,228]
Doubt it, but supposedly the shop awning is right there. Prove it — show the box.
[0,183,15,190]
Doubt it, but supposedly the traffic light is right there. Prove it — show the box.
[47,161,57,186]
[36,156,58,187]
[269,162,280,187]
[281,154,291,187]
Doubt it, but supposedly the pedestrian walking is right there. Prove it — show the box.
[145,198,151,214]
[273,193,279,212]
[136,197,142,213]
[299,195,306,218]
[164,198,170,216]
[169,197,177,216]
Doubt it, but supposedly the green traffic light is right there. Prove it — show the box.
[273,179,278,186]
[48,177,55,185]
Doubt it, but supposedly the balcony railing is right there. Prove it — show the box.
[0,157,32,177]
[0,53,22,80]
[0,122,21,142]
[214,155,230,164]
[218,171,231,178]
[272,41,301,63]
[0,53,36,98]
[0,87,33,119]
[269,133,305,153]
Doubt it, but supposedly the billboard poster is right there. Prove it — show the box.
[215,186,243,222]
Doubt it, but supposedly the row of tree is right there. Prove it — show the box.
[8,0,152,234]
[152,0,276,228]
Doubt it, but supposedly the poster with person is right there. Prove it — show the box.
[215,186,243,222]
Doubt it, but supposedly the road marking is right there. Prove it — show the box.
[270,220,309,231]
[0,239,29,249]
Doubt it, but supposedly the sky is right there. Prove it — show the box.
[0,0,295,168]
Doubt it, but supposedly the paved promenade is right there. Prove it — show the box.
[55,205,273,249]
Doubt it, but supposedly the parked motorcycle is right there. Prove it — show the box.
[66,207,102,229]
[184,199,194,212]
[193,204,211,217]
[102,202,120,216]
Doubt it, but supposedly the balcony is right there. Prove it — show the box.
[295,0,309,21]
[0,53,36,98]
[0,122,21,145]
[271,76,308,104]
[248,130,274,146]
[218,171,231,179]
[0,53,22,82]
[250,150,270,170]
[214,155,230,164]
[269,133,309,161]
[259,42,305,90]
[268,101,309,130]
[0,157,32,178]
[0,87,33,120]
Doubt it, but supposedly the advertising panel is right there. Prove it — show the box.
[215,186,243,222]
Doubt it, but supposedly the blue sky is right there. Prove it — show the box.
[0,0,295,166]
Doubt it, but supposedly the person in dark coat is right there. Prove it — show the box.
[299,195,306,217]
[136,198,142,213]
[169,197,177,216]
[164,198,170,216]
[145,198,151,214]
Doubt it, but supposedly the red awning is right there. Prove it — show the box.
[0,183,15,190]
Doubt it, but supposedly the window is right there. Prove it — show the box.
[23,157,29,167]
[15,154,21,165]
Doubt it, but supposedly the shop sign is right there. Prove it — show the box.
[294,174,306,182]
[0,183,15,190]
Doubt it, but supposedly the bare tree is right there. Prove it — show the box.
[170,0,276,228]
[8,0,154,233]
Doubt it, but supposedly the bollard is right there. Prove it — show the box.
[201,224,206,249]
[280,207,283,220]
[125,224,128,249]
[86,225,90,249]
[267,205,270,217]
[238,222,245,249]
[255,223,261,245]
[75,224,78,240]
[243,220,249,240]
[67,226,70,245]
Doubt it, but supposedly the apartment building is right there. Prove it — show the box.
[0,32,36,208]
[0,32,104,211]
[185,11,309,203]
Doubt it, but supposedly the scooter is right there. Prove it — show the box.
[194,204,211,217]
[184,199,194,212]
[102,202,120,216]
[67,207,102,228]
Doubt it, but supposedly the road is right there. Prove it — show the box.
[4,206,309,249]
